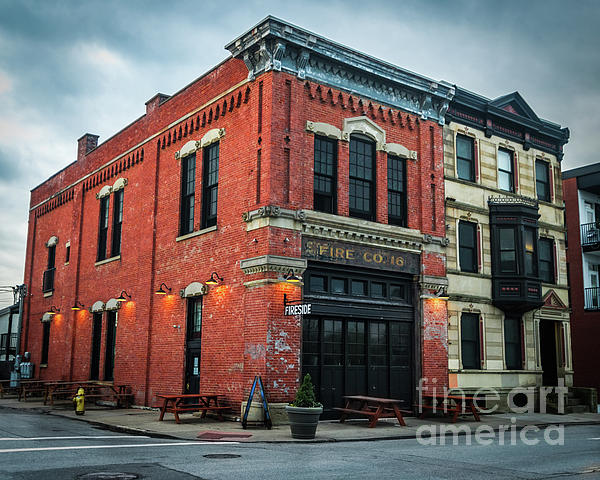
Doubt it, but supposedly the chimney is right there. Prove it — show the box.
[145,93,171,116]
[77,133,99,161]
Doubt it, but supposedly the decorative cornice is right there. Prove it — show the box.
[446,87,569,161]
[225,16,454,124]
[241,206,449,252]
[240,255,307,275]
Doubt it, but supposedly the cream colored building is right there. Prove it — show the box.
[443,90,571,407]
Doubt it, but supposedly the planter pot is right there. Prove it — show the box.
[285,405,323,439]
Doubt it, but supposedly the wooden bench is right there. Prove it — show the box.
[156,394,229,424]
[334,395,409,428]
[19,380,47,401]
[416,394,481,423]
[44,381,133,408]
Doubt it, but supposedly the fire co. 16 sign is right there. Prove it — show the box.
[302,238,419,274]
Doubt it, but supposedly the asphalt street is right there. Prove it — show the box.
[0,408,599,479]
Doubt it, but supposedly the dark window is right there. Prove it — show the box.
[314,136,337,214]
[499,227,517,273]
[504,316,522,370]
[351,280,367,296]
[539,237,555,283]
[111,189,123,257]
[331,278,347,294]
[104,311,117,381]
[390,284,405,300]
[41,321,50,365]
[302,317,320,367]
[461,313,481,369]
[524,227,537,277]
[387,154,406,226]
[456,134,475,182]
[498,149,514,192]
[90,313,102,380]
[310,275,327,293]
[187,298,202,340]
[536,160,550,202]
[371,282,386,298]
[43,245,56,292]
[349,136,375,220]
[459,221,478,273]
[202,143,219,229]
[65,245,70,264]
[97,196,110,261]
[180,154,196,235]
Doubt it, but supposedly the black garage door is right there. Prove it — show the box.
[301,264,414,417]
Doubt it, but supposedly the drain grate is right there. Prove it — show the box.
[78,473,139,480]
[203,454,241,459]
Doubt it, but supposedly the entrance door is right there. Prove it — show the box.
[90,313,102,380]
[103,311,117,381]
[540,321,558,386]
[185,298,202,395]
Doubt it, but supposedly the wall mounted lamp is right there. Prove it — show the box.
[155,283,172,295]
[436,286,449,300]
[205,272,223,285]
[45,306,60,315]
[116,290,131,303]
[283,269,301,283]
[71,301,85,311]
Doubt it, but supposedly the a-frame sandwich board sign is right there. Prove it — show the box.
[241,375,272,429]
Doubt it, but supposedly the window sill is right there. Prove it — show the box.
[95,255,121,267]
[43,291,53,298]
[64,262,69,266]
[176,225,217,242]
[40,364,48,368]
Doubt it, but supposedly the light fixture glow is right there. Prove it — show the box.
[283,269,301,283]
[116,290,131,302]
[71,301,84,311]
[45,306,60,315]
[155,282,172,295]
[205,272,223,285]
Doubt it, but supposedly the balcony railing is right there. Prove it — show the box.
[584,287,600,310]
[42,268,55,293]
[581,223,600,250]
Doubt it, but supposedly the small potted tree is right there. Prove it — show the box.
[285,373,323,439]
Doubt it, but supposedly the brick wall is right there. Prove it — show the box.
[22,63,448,407]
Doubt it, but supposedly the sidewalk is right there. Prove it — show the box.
[1,397,599,443]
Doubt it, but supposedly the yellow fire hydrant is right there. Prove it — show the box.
[73,387,85,415]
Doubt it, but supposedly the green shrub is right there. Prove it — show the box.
[290,373,322,408]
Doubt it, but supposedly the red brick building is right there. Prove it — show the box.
[21,17,454,414]
[563,164,600,395]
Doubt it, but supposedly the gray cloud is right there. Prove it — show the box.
[0,0,598,307]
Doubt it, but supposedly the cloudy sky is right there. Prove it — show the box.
[0,0,598,307]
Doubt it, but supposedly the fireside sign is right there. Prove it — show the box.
[302,238,419,274]
[284,304,312,316]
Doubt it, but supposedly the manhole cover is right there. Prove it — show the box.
[203,454,241,459]
[78,473,139,480]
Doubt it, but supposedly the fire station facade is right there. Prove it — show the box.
[22,17,571,414]
[22,18,453,413]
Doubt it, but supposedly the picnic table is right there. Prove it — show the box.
[156,394,229,424]
[334,395,409,428]
[417,393,481,422]
[43,381,132,407]
[17,380,47,401]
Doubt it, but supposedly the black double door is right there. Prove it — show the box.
[302,316,412,416]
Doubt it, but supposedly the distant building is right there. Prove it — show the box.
[444,89,571,407]
[0,302,19,379]
[21,17,452,413]
[563,163,600,395]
